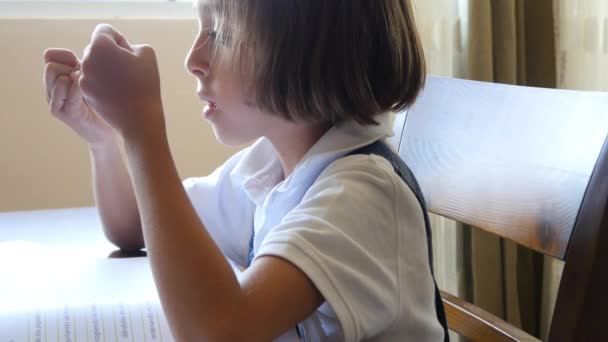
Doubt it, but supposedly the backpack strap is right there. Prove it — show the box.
[348,139,450,342]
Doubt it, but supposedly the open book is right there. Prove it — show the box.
[0,241,241,342]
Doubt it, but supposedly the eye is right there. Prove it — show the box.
[208,30,231,45]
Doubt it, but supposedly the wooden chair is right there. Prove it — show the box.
[392,76,608,341]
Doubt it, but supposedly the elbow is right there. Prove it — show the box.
[174,321,248,342]
[197,328,245,342]
[173,310,254,342]
[113,238,145,253]
[102,224,145,252]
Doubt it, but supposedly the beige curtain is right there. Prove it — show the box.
[412,0,607,340]
[467,1,554,338]
[540,1,608,339]
[411,2,469,341]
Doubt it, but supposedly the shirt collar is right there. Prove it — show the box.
[233,112,395,206]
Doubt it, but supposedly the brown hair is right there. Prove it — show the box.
[211,0,426,125]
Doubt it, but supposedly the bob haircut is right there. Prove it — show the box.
[209,0,426,125]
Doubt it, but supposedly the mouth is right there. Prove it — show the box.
[197,92,216,104]
[197,92,219,118]
[203,100,218,118]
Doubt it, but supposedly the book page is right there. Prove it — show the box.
[0,241,242,342]
[1,301,172,342]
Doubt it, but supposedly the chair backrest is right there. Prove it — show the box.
[394,76,608,341]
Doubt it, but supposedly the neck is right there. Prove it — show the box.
[266,120,332,178]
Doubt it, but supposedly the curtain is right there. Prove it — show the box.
[466,0,553,337]
[411,2,469,341]
[412,0,607,340]
[540,1,608,339]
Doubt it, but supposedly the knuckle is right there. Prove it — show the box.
[49,98,61,115]
[93,23,110,36]
[42,48,53,62]
[43,62,54,77]
[80,55,93,74]
[80,60,89,74]
[136,44,156,58]
[91,35,113,52]
[82,44,92,60]
[96,23,112,31]
[78,76,89,92]
[43,48,63,63]
[56,74,69,86]
[101,35,114,47]
[50,108,62,117]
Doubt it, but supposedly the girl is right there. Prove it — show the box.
[43,0,448,340]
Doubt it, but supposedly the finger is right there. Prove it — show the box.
[43,48,79,68]
[131,44,156,58]
[65,71,84,109]
[70,69,81,83]
[78,75,94,105]
[91,23,133,52]
[49,75,70,115]
[44,62,76,103]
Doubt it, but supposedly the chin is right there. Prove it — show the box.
[211,125,258,147]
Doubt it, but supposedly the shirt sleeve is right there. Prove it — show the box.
[182,148,256,267]
[256,155,432,341]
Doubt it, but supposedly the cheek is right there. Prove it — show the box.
[215,73,243,103]
[216,64,256,106]
[217,86,254,117]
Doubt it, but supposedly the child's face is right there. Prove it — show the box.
[185,1,279,146]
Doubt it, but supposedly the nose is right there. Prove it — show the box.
[185,33,211,78]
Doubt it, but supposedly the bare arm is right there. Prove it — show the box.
[124,135,323,341]
[90,137,144,251]
[43,48,143,251]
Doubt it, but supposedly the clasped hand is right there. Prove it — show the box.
[78,24,164,142]
[78,24,165,143]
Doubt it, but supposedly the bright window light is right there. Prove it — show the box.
[0,0,196,18]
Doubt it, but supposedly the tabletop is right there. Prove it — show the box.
[0,207,171,341]
[0,206,145,258]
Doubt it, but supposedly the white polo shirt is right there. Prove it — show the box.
[183,113,445,341]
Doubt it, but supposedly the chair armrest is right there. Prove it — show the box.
[440,290,540,342]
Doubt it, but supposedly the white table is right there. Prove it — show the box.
[0,207,169,341]
[0,207,141,257]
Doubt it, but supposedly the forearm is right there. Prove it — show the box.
[124,134,243,340]
[89,136,143,250]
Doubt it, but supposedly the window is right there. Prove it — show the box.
[0,0,195,18]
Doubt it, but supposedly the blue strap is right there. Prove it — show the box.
[247,229,255,267]
[347,140,449,342]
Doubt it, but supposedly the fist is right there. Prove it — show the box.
[79,24,165,141]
